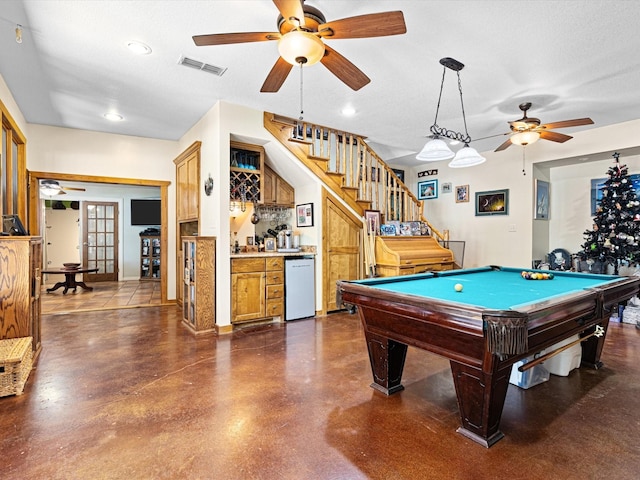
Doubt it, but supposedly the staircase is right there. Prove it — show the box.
[263,112,448,242]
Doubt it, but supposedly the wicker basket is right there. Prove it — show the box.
[0,337,33,397]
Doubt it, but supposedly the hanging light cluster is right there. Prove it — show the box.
[416,57,485,168]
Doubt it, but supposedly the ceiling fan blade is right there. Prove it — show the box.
[193,32,279,46]
[273,0,305,27]
[540,118,594,130]
[320,45,370,91]
[318,11,406,39]
[495,138,513,152]
[260,57,294,92]
[539,130,573,143]
[61,187,86,192]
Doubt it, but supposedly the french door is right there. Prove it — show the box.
[82,201,118,282]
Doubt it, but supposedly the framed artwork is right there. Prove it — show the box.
[265,238,276,251]
[392,168,405,183]
[296,203,314,227]
[534,179,550,220]
[441,182,452,194]
[380,224,397,236]
[418,179,438,200]
[475,189,509,216]
[246,236,254,245]
[455,185,469,203]
[364,210,381,234]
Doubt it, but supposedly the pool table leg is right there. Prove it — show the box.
[580,319,610,369]
[364,330,408,395]
[449,360,511,448]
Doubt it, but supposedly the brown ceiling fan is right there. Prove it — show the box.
[192,0,406,92]
[491,102,594,152]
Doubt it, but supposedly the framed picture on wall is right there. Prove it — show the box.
[455,185,469,203]
[475,189,509,216]
[418,179,438,200]
[296,203,314,227]
[364,210,381,235]
[534,179,550,220]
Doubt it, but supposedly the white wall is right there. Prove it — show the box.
[177,102,326,328]
[549,153,640,255]
[407,119,640,269]
[26,124,179,294]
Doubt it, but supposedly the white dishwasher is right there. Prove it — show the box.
[284,257,315,321]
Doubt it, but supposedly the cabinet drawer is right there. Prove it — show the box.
[266,257,283,271]
[265,271,284,285]
[266,284,284,299]
[232,258,265,273]
[266,299,283,317]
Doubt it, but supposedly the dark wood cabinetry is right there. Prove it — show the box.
[140,235,160,281]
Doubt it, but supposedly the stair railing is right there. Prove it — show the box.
[264,112,448,242]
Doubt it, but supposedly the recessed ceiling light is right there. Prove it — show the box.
[126,41,152,55]
[341,106,356,117]
[104,112,123,121]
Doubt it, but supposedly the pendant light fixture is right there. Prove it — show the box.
[417,58,485,168]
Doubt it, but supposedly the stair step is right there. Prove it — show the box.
[356,199,372,209]
[342,186,359,199]
[325,171,345,187]
[308,155,330,162]
[288,137,312,145]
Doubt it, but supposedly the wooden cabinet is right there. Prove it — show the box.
[0,236,42,359]
[231,256,284,324]
[375,236,455,277]
[182,236,216,334]
[230,141,264,204]
[262,165,295,207]
[140,235,160,281]
[174,141,200,223]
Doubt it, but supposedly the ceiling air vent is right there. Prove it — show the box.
[178,56,227,76]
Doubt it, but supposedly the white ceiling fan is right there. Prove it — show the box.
[40,179,86,196]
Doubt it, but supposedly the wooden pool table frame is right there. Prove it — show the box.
[337,266,639,447]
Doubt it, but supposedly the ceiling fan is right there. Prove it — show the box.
[192,0,406,92]
[491,102,594,152]
[40,179,86,196]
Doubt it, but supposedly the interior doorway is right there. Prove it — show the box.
[28,171,171,306]
[83,200,119,282]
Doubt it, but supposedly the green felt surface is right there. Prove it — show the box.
[357,267,619,310]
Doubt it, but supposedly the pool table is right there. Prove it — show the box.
[336,265,639,447]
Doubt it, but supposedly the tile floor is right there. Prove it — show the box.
[41,280,163,315]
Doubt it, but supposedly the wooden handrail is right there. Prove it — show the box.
[264,112,448,242]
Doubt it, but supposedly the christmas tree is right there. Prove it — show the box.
[579,152,640,274]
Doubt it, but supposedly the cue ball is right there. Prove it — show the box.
[454,283,463,292]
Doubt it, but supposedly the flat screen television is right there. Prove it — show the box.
[2,214,29,235]
[130,199,161,226]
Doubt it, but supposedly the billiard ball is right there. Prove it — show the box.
[454,283,463,292]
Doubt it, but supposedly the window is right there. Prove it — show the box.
[0,99,26,221]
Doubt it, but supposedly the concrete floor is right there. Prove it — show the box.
[1,306,639,479]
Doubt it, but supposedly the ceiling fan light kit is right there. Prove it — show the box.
[192,1,406,92]
[278,31,325,66]
[417,57,481,168]
[510,130,540,147]
[492,102,594,152]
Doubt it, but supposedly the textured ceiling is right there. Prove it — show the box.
[2,0,640,167]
